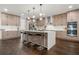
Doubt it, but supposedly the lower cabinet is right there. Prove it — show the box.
[2,31,19,40]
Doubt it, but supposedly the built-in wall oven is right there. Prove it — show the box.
[67,22,77,37]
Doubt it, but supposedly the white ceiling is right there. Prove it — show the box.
[0,4,79,17]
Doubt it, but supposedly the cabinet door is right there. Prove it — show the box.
[2,31,18,39]
[53,13,67,26]
[54,15,60,26]
[67,11,78,22]
[7,31,18,38]
[2,31,8,39]
[1,13,8,25]
[7,15,17,26]
[16,16,20,26]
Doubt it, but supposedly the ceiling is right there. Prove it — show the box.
[0,4,79,18]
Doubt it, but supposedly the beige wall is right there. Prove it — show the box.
[53,10,79,41]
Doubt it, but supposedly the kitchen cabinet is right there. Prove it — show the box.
[0,12,20,40]
[53,13,67,26]
[55,10,79,42]
[1,13,8,25]
[1,13,20,26]
[7,14,17,25]
[2,31,19,40]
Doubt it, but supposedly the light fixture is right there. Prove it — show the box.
[4,8,8,12]
[33,19,36,22]
[39,17,42,21]
[32,7,36,22]
[68,5,73,9]
[39,13,42,16]
[39,4,44,21]
[39,4,43,17]
[32,15,35,18]
[27,10,30,20]
[27,17,30,19]
[32,7,35,18]
[39,4,43,16]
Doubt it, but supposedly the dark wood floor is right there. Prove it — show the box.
[0,38,79,55]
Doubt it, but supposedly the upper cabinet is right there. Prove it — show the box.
[53,13,67,26]
[67,10,79,22]
[8,15,16,25]
[1,13,20,26]
[1,13,8,25]
[16,16,20,26]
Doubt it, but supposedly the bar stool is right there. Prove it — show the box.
[36,32,45,50]
[36,32,47,54]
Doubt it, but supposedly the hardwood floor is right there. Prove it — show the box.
[0,38,79,55]
[48,39,79,55]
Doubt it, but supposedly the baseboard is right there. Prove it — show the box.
[56,37,79,43]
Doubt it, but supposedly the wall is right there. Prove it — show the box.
[53,10,79,41]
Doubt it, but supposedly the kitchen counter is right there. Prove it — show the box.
[20,30,56,50]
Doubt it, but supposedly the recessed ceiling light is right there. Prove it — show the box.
[68,5,73,9]
[4,8,8,12]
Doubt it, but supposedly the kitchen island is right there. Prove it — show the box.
[20,30,56,50]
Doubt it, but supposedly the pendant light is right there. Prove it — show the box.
[39,4,43,21]
[32,7,36,22]
[27,10,30,20]
[27,10,31,23]
[39,4,43,16]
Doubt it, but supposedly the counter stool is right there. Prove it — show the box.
[36,33,45,51]
[21,32,30,47]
